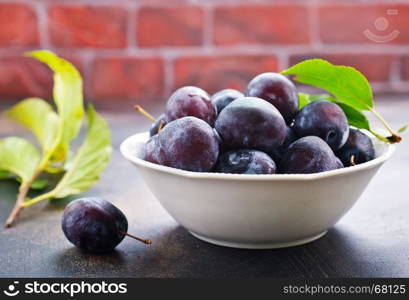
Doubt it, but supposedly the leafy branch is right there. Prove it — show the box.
[0,51,111,227]
[22,106,111,208]
[282,59,405,143]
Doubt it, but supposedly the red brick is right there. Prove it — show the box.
[91,57,164,101]
[319,5,409,44]
[49,5,127,48]
[137,6,204,47]
[0,57,51,100]
[402,57,409,81]
[0,4,39,47]
[0,54,84,100]
[290,54,395,83]
[214,6,310,45]
[173,55,278,94]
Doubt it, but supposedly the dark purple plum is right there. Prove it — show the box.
[215,97,286,153]
[211,89,244,114]
[149,114,166,137]
[293,100,349,151]
[279,136,342,174]
[216,149,276,175]
[335,128,375,167]
[153,116,219,172]
[246,72,299,123]
[269,126,298,163]
[62,198,128,254]
[165,86,216,126]
[143,134,160,164]
[335,157,344,169]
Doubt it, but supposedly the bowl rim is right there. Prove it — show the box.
[120,132,396,181]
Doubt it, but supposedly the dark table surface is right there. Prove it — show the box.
[0,97,408,278]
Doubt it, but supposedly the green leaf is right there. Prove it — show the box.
[398,124,408,133]
[0,137,40,184]
[282,59,374,111]
[297,92,335,109]
[30,178,48,190]
[6,98,59,153]
[48,105,111,199]
[0,170,13,179]
[334,102,370,131]
[298,93,310,109]
[26,50,84,161]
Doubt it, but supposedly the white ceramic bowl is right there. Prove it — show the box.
[120,132,395,249]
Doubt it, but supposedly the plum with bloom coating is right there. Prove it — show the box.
[145,117,219,172]
[279,136,342,174]
[293,100,349,151]
[269,126,298,163]
[215,97,286,153]
[216,149,276,174]
[62,198,128,253]
[143,134,160,164]
[246,72,299,123]
[165,86,216,126]
[211,89,244,114]
[336,128,375,167]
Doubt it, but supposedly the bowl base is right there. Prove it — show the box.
[189,231,328,249]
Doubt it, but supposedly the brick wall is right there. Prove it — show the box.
[0,0,408,103]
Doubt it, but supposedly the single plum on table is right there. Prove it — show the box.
[211,89,244,114]
[215,149,276,175]
[215,97,287,153]
[335,128,375,167]
[165,86,217,126]
[62,197,128,254]
[279,136,342,174]
[246,72,299,123]
[293,100,349,151]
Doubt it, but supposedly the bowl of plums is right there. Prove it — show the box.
[121,60,400,249]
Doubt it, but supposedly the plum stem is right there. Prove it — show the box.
[369,108,402,143]
[134,105,156,122]
[350,154,356,166]
[369,130,389,143]
[158,120,165,133]
[119,231,152,245]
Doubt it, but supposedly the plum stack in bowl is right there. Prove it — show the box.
[121,65,396,249]
[143,72,375,175]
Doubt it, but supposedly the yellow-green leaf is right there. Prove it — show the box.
[50,105,111,198]
[31,178,48,190]
[25,50,84,160]
[6,98,59,153]
[0,137,40,184]
[0,170,13,179]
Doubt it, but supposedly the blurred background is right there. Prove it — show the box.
[0,0,408,105]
